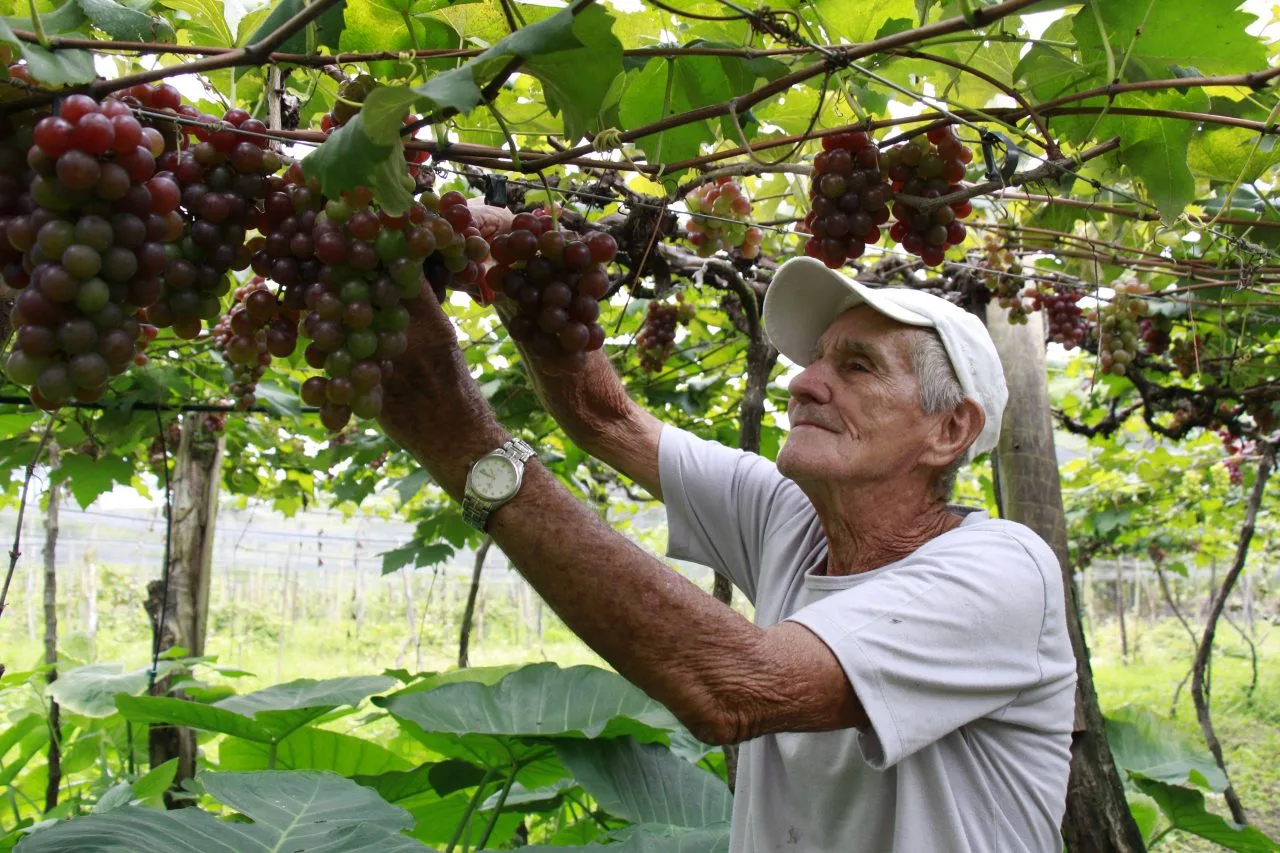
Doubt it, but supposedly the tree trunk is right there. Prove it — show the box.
[985,306,1145,853]
[42,444,61,812]
[459,538,493,669]
[145,414,225,795]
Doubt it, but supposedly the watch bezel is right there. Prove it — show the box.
[470,453,522,501]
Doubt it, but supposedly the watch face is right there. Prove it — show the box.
[472,455,520,501]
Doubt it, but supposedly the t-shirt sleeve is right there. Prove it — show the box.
[658,424,802,604]
[785,526,1054,769]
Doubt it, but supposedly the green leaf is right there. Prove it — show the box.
[522,4,623,142]
[1086,90,1210,221]
[300,113,415,215]
[51,454,134,509]
[116,694,276,742]
[46,661,181,717]
[338,0,458,78]
[215,675,395,738]
[156,0,233,46]
[619,57,732,173]
[1075,0,1267,83]
[3,1,88,35]
[555,737,731,827]
[241,0,345,53]
[16,771,433,853]
[353,762,441,805]
[809,0,914,44]
[378,663,682,744]
[77,0,174,41]
[393,468,430,504]
[1189,126,1280,184]
[254,381,302,418]
[219,727,413,776]
[1105,705,1228,791]
[131,758,179,806]
[14,43,95,86]
[1132,775,1280,853]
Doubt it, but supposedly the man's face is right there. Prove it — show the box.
[776,306,938,490]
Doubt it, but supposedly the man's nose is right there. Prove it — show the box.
[788,362,831,405]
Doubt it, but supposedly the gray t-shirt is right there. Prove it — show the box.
[658,426,1077,853]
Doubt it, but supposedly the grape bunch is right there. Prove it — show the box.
[684,178,764,259]
[5,93,176,409]
[1139,316,1172,356]
[249,161,325,313]
[1219,429,1245,486]
[884,126,974,266]
[297,188,489,430]
[213,277,298,410]
[635,294,694,373]
[1169,335,1205,379]
[803,131,892,269]
[321,74,375,131]
[147,106,283,338]
[977,236,1027,323]
[1092,280,1149,377]
[1029,284,1086,350]
[0,112,37,291]
[488,213,616,375]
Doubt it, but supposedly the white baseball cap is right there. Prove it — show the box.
[763,256,1008,461]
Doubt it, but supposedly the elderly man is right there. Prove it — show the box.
[378,246,1077,852]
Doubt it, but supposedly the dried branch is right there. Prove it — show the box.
[1190,439,1275,826]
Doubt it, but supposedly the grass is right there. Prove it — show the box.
[1,582,1276,851]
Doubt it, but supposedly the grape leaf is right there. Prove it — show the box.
[3,0,88,35]
[522,4,623,143]
[1074,0,1267,83]
[155,0,232,46]
[14,42,95,85]
[339,0,459,78]
[1088,90,1210,221]
[300,113,415,214]
[51,453,134,509]
[242,0,345,52]
[78,0,175,42]
[1189,126,1280,184]
[808,0,914,44]
[619,55,735,176]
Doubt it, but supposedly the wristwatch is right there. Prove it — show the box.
[462,437,537,531]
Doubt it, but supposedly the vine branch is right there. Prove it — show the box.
[0,416,57,633]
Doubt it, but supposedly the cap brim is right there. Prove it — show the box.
[763,257,933,365]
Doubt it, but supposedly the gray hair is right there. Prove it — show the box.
[910,330,968,499]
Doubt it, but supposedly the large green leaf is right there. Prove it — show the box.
[51,454,134,509]
[809,0,914,44]
[218,726,413,776]
[522,4,622,143]
[16,771,431,853]
[215,675,395,722]
[1074,0,1267,83]
[47,662,180,718]
[617,56,732,172]
[378,663,681,743]
[1133,776,1280,853]
[1105,705,1228,791]
[156,0,233,45]
[555,737,731,828]
[116,694,274,742]
[1188,126,1280,184]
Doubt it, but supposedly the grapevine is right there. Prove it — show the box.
[976,236,1027,324]
[884,126,974,266]
[1029,283,1086,350]
[684,178,764,259]
[213,276,298,410]
[488,212,615,375]
[803,131,891,270]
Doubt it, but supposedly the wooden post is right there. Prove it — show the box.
[985,306,1146,853]
[146,414,225,796]
[42,443,61,812]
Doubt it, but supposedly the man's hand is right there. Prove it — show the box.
[466,199,514,242]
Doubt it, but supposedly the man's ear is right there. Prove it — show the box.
[922,398,985,468]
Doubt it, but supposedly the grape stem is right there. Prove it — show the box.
[26,0,47,47]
